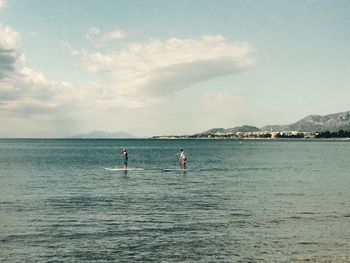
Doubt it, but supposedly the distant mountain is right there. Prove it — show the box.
[262,111,350,132]
[69,130,134,138]
[197,125,261,135]
[225,125,261,133]
[198,128,227,135]
[196,111,350,135]
[260,125,289,132]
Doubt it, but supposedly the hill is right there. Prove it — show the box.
[197,125,261,136]
[198,128,227,135]
[225,125,261,133]
[196,111,350,136]
[262,111,350,132]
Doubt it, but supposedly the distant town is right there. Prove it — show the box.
[152,130,350,140]
[153,111,350,140]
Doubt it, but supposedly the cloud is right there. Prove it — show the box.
[81,35,254,100]
[85,26,125,47]
[0,27,76,118]
[0,49,17,79]
[1,67,62,112]
[0,27,52,108]
[0,24,21,79]
[0,0,6,9]
[1,30,254,137]
[0,24,19,49]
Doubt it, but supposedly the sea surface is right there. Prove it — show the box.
[0,139,349,262]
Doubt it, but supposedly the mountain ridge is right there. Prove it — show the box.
[197,111,350,134]
[198,125,261,135]
[262,111,350,132]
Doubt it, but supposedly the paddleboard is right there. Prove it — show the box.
[104,167,144,171]
[162,168,186,172]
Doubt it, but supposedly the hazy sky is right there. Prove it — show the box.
[0,0,349,137]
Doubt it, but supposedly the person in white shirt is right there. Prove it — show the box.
[178,149,187,171]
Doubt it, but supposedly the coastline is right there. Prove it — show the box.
[1,137,349,141]
[150,136,350,141]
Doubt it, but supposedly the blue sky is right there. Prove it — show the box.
[0,0,349,137]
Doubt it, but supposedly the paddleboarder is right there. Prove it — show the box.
[120,148,128,171]
[178,149,187,171]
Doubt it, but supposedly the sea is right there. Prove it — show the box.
[0,139,349,262]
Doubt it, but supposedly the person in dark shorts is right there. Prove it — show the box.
[120,148,128,171]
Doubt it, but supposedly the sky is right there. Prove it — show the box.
[0,0,349,137]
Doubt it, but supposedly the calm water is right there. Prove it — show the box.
[0,139,349,262]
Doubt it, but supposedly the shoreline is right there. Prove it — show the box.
[0,137,350,141]
[151,137,350,141]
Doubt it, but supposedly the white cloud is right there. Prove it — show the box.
[0,24,20,50]
[0,29,76,118]
[1,68,58,111]
[85,26,125,47]
[20,67,49,85]
[81,35,254,100]
[82,36,254,105]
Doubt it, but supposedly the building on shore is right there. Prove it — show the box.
[152,130,349,139]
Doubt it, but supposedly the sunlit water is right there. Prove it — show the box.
[0,139,349,262]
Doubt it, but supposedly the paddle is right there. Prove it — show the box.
[176,153,182,169]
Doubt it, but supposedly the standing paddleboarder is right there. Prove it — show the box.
[120,148,128,171]
[178,149,187,171]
